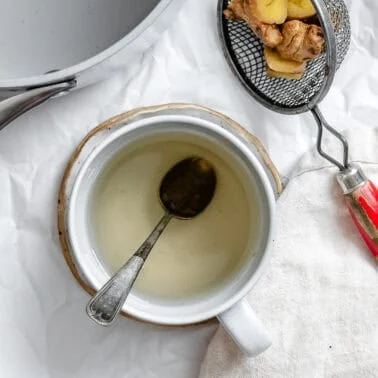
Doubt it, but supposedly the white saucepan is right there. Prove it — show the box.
[0,0,184,130]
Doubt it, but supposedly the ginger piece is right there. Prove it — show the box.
[252,21,284,48]
[249,0,288,24]
[264,47,306,74]
[266,67,304,80]
[224,0,246,20]
[225,0,283,48]
[277,20,324,63]
[287,0,316,20]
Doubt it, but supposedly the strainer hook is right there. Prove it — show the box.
[311,106,349,170]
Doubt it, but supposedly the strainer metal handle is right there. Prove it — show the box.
[311,106,349,171]
[311,104,378,261]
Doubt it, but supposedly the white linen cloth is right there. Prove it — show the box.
[200,126,378,378]
[0,0,378,376]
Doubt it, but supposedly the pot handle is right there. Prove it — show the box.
[0,80,76,131]
[217,298,272,356]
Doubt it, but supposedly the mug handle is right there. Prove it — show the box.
[217,298,272,356]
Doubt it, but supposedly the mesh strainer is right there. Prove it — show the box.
[218,0,378,260]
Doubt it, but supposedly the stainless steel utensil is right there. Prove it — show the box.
[86,157,217,326]
[218,0,378,260]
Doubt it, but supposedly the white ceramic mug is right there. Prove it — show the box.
[66,105,279,356]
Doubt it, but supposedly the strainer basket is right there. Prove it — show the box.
[218,0,350,114]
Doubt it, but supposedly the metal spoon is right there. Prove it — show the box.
[86,157,217,326]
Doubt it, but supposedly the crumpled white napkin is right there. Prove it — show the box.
[199,126,378,378]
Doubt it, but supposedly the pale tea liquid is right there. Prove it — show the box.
[91,135,260,299]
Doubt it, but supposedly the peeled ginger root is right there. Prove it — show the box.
[264,47,306,79]
[247,0,288,25]
[266,68,304,80]
[277,20,325,63]
[288,0,316,19]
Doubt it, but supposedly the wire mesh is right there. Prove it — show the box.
[220,0,351,112]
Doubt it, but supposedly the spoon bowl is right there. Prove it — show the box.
[160,157,217,219]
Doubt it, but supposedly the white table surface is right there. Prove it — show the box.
[1,0,377,377]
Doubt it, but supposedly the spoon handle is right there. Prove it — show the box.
[86,256,144,326]
[86,212,172,326]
